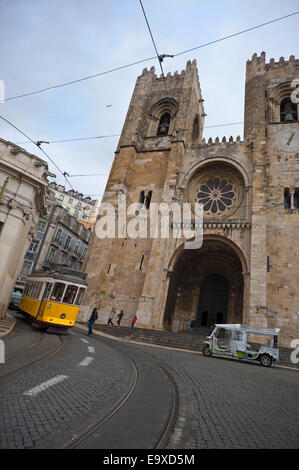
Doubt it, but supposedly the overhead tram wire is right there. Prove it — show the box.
[173,11,299,57]
[68,173,108,177]
[14,121,244,146]
[15,134,120,145]
[205,121,243,129]
[138,0,168,93]
[2,56,156,103]
[3,11,297,104]
[0,114,75,191]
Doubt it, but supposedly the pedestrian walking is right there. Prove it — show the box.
[107,307,115,326]
[88,307,98,336]
[189,319,196,334]
[131,315,137,328]
[208,323,215,336]
[117,310,124,326]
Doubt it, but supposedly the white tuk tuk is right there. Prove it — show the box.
[202,324,280,367]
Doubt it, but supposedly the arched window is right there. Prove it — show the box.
[145,191,152,209]
[157,113,171,136]
[192,116,199,140]
[284,187,299,209]
[280,98,297,122]
[284,188,291,208]
[139,191,145,205]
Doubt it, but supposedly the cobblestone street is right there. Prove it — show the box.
[0,315,298,449]
[0,315,133,449]
[135,344,299,449]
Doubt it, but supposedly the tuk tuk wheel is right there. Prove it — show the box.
[259,354,273,367]
[202,344,212,357]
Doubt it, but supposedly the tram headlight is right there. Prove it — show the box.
[61,314,66,319]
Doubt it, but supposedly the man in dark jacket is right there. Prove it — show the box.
[88,307,98,336]
[117,310,124,326]
[189,319,196,334]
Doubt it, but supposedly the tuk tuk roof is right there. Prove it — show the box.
[214,324,280,336]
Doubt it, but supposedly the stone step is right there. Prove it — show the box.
[91,324,208,351]
[97,324,208,336]
[97,331,206,344]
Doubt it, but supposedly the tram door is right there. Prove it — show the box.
[197,274,228,326]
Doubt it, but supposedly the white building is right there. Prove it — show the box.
[0,138,50,319]
[49,182,98,226]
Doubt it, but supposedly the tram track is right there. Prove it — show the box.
[5,330,45,362]
[64,351,139,449]
[65,329,179,449]
[0,333,64,379]
[149,354,179,449]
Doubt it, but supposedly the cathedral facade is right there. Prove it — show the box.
[80,52,299,348]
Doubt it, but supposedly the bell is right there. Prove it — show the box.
[284,102,295,122]
[159,125,168,135]
[158,121,169,136]
[284,113,295,122]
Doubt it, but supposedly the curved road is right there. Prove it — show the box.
[0,313,298,449]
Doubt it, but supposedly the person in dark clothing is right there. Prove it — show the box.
[189,319,196,334]
[88,308,98,336]
[208,324,215,336]
[117,310,124,326]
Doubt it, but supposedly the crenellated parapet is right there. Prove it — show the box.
[138,60,203,98]
[246,52,299,82]
[266,54,299,69]
[200,135,243,146]
[139,58,199,79]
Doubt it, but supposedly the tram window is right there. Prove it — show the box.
[35,282,43,299]
[75,287,86,305]
[26,283,31,296]
[27,282,33,296]
[28,282,37,298]
[43,282,53,300]
[50,282,66,302]
[30,282,36,298]
[30,282,35,297]
[63,285,78,304]
[32,282,38,298]
[32,282,37,296]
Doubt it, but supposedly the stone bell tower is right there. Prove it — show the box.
[244,52,299,345]
[80,60,206,326]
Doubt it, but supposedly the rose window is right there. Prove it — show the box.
[196,177,237,215]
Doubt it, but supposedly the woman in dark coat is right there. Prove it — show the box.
[117,310,124,326]
[88,307,98,336]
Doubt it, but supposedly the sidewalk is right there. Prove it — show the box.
[0,312,17,339]
[77,323,299,371]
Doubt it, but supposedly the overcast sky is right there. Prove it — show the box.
[0,0,298,201]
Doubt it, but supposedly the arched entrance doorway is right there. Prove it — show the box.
[197,274,228,326]
[163,237,246,332]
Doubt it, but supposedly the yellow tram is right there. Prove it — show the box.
[19,268,87,333]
